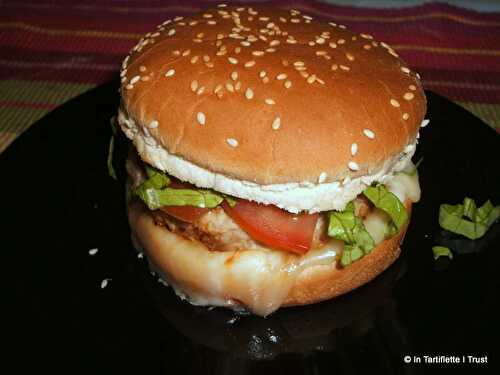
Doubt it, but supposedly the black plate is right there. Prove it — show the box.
[3,81,499,374]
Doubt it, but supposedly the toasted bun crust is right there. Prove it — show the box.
[119,6,426,185]
[128,199,412,316]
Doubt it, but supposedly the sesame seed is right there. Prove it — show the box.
[339,24,346,29]
[190,80,198,92]
[265,98,275,105]
[348,161,360,171]
[316,50,327,56]
[329,42,337,49]
[165,69,175,77]
[182,49,191,56]
[100,278,111,289]
[403,113,410,120]
[88,248,98,256]
[121,77,127,83]
[196,86,205,95]
[307,74,316,84]
[190,56,199,64]
[421,119,430,128]
[346,53,355,61]
[272,117,281,130]
[401,66,410,74]
[245,87,254,99]
[351,143,358,156]
[316,37,326,44]
[300,71,309,78]
[227,138,238,147]
[262,76,270,84]
[130,75,140,84]
[244,60,256,68]
[308,41,315,46]
[363,129,375,139]
[284,80,292,89]
[360,33,373,40]
[409,84,417,91]
[149,120,159,129]
[363,44,372,50]
[331,64,338,71]
[193,38,202,43]
[226,82,235,92]
[139,66,146,72]
[270,40,280,46]
[403,92,414,101]
[290,18,300,23]
[241,41,251,47]
[266,47,276,53]
[235,81,242,90]
[294,61,304,67]
[228,57,238,64]
[318,172,327,183]
[125,84,133,90]
[231,71,238,81]
[276,73,287,80]
[197,112,206,125]
[339,65,350,71]
[390,99,400,107]
[259,70,266,78]
[252,50,264,56]
[168,29,176,36]
[338,39,345,44]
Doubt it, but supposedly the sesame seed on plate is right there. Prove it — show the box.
[88,248,98,256]
[100,278,111,289]
[245,87,254,99]
[348,161,360,171]
[196,112,206,125]
[363,129,375,139]
[390,98,400,107]
[165,69,175,77]
[403,92,414,100]
[227,138,239,147]
[318,172,327,183]
[421,119,430,127]
[272,117,281,130]
[351,143,358,156]
[149,120,159,129]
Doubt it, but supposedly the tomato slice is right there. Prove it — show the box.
[158,179,209,223]
[159,205,208,223]
[223,199,319,254]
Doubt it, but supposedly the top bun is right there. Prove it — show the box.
[119,5,426,186]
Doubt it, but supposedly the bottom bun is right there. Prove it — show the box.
[128,199,411,316]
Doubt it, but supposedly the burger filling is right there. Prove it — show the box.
[127,152,420,267]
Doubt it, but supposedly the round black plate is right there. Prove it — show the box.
[3,81,499,374]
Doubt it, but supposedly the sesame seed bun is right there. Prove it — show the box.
[119,6,426,187]
[128,198,411,316]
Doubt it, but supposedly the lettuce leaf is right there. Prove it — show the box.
[328,202,375,267]
[363,184,408,231]
[432,246,453,260]
[134,167,228,210]
[439,198,499,240]
[135,186,224,210]
[107,119,117,180]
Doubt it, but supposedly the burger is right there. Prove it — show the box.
[117,5,426,316]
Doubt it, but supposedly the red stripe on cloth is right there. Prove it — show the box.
[0,100,57,110]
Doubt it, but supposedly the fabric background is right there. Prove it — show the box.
[1,0,499,153]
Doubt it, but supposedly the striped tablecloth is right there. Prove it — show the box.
[1,1,499,153]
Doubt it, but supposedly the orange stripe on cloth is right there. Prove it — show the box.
[0,22,142,39]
